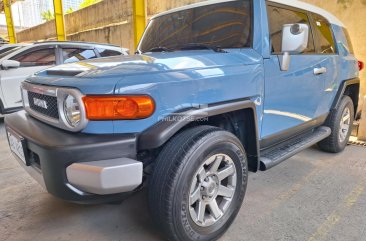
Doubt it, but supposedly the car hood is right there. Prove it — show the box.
[26,50,262,93]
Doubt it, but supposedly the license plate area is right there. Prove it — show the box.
[6,128,29,166]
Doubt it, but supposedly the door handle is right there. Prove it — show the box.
[314,67,327,75]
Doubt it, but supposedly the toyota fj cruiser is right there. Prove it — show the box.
[5,0,362,240]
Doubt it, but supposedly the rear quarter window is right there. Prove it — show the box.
[343,29,355,54]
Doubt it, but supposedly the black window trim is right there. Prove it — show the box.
[266,2,317,56]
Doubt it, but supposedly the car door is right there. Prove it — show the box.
[309,13,340,113]
[261,4,327,146]
[0,46,56,109]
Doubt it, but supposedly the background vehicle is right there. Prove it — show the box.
[4,1,361,241]
[0,37,8,45]
[0,44,30,56]
[0,41,129,114]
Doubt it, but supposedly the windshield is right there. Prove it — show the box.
[138,0,252,53]
[0,46,24,59]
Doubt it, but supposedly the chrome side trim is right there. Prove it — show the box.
[21,82,88,132]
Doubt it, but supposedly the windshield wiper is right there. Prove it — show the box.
[144,46,173,53]
[179,43,227,53]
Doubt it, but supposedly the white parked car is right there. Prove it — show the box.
[0,41,129,115]
[0,44,30,56]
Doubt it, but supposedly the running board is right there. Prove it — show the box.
[260,126,331,171]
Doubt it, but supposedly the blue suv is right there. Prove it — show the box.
[4,0,362,240]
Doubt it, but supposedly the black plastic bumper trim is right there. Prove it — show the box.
[5,111,138,204]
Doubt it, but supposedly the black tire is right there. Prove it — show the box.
[148,126,248,241]
[318,96,354,153]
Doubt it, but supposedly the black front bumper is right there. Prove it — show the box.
[5,111,138,204]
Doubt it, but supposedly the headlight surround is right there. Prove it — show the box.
[63,94,81,128]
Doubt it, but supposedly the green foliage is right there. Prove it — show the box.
[41,10,54,21]
[41,7,73,22]
[66,7,74,14]
[79,0,102,9]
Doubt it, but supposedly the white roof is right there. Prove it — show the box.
[153,0,344,27]
[268,0,344,27]
[152,0,238,19]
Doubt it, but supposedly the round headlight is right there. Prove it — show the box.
[63,95,81,128]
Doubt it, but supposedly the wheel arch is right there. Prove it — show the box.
[138,99,260,172]
[332,78,360,117]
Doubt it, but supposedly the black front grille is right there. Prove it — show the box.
[28,91,59,119]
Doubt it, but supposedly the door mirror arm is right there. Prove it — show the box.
[280,52,291,71]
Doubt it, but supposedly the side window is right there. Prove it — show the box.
[0,46,16,55]
[267,5,315,54]
[11,48,56,67]
[97,48,123,57]
[343,28,354,54]
[62,48,97,64]
[312,14,336,54]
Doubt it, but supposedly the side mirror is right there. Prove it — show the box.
[1,59,20,70]
[280,23,309,71]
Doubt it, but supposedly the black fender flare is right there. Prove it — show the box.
[138,99,260,170]
[331,77,360,111]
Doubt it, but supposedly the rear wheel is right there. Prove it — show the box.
[148,126,248,241]
[318,96,354,153]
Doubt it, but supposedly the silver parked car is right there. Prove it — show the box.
[0,41,129,115]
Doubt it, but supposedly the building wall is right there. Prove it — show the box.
[14,0,84,28]
[16,0,197,51]
[302,0,366,102]
[17,0,134,50]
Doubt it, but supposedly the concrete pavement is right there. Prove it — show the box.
[1,118,366,241]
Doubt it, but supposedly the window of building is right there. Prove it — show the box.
[267,5,315,54]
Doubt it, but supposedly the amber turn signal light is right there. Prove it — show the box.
[83,95,155,120]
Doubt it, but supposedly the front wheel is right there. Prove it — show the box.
[318,96,354,153]
[148,126,248,241]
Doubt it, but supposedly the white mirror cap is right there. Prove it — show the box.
[281,23,309,53]
[1,59,20,68]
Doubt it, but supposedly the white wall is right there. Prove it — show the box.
[0,2,25,27]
